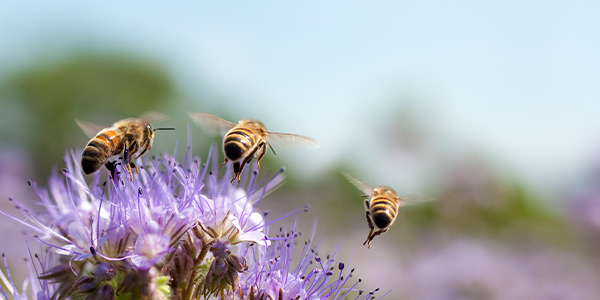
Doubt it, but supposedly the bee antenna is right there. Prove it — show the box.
[268,143,277,155]
[154,127,175,131]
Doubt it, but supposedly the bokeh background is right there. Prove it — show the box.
[2,1,600,299]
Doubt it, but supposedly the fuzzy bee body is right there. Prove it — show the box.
[224,126,259,161]
[368,188,399,229]
[81,126,124,175]
[362,185,401,248]
[343,173,428,248]
[219,119,269,182]
[189,113,320,183]
[223,122,265,162]
[79,118,155,181]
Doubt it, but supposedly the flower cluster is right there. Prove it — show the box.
[0,145,383,299]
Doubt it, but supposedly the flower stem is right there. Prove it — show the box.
[185,241,210,300]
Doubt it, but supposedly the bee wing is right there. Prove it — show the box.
[265,132,321,151]
[188,112,237,136]
[397,192,434,207]
[341,172,374,195]
[139,111,169,123]
[75,119,107,138]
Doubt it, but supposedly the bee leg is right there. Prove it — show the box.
[105,161,118,179]
[219,158,229,168]
[232,161,246,183]
[122,146,134,182]
[363,210,376,248]
[368,229,388,245]
[231,161,244,183]
[367,228,388,248]
[231,146,259,183]
[123,163,134,182]
[105,160,116,173]
[135,139,150,159]
[129,161,139,175]
[255,143,267,169]
[123,146,130,162]
[363,229,375,248]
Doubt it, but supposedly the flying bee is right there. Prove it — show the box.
[343,172,429,248]
[77,113,173,181]
[188,112,320,183]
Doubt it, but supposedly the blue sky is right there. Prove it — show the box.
[1,1,600,198]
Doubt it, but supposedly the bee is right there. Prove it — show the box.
[188,112,320,183]
[77,113,172,181]
[343,173,428,248]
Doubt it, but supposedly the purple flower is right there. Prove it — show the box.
[237,224,389,300]
[1,145,380,299]
[131,227,173,270]
[0,146,271,298]
[0,249,55,300]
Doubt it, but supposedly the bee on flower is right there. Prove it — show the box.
[1,139,380,299]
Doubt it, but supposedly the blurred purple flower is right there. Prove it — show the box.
[568,185,600,232]
[0,248,55,300]
[398,239,600,300]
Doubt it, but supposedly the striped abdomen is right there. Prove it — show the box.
[81,129,123,174]
[370,196,398,229]
[223,127,259,162]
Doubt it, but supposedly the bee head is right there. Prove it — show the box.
[142,122,155,143]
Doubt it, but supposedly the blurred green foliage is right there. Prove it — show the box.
[403,182,573,246]
[0,52,175,179]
